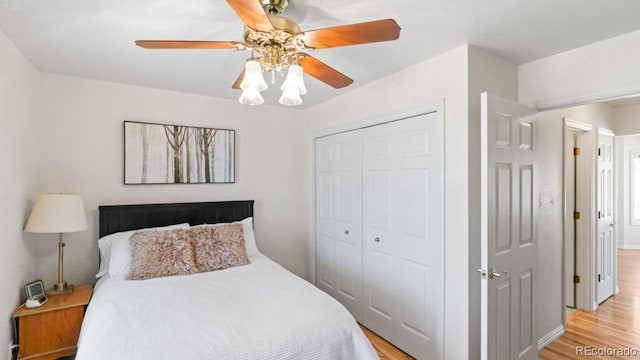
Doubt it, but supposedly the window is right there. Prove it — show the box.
[633,152,640,224]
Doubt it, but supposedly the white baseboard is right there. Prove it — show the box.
[538,325,565,350]
[618,244,640,250]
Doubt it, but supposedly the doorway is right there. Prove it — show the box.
[563,127,580,310]
[562,119,604,314]
[561,120,619,316]
[617,134,640,251]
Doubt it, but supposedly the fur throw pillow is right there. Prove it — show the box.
[190,223,250,272]
[128,229,198,280]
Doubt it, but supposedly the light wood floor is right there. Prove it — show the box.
[539,249,640,359]
[360,325,414,359]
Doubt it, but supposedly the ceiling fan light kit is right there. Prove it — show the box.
[239,86,265,106]
[278,64,306,106]
[135,0,401,106]
[281,64,306,94]
[240,60,268,92]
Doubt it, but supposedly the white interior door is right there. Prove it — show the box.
[481,93,538,360]
[315,131,363,320]
[564,131,576,308]
[596,131,615,304]
[362,112,444,360]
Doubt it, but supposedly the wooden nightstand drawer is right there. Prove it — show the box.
[14,284,93,360]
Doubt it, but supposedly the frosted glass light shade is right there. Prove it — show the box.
[240,60,267,92]
[239,86,264,106]
[280,65,307,95]
[279,87,302,106]
[25,193,88,233]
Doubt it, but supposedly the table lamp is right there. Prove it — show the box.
[24,193,87,294]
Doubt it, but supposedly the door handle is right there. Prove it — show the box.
[489,268,507,279]
[478,268,507,280]
[374,237,380,243]
[488,267,507,279]
[611,222,616,227]
[344,229,350,235]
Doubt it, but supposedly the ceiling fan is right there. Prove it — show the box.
[135,0,401,106]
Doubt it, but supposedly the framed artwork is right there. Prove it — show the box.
[124,121,235,184]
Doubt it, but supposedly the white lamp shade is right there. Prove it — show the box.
[240,60,268,92]
[279,87,302,106]
[24,193,88,233]
[280,65,307,95]
[238,86,265,106]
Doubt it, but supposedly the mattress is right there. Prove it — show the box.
[76,254,378,360]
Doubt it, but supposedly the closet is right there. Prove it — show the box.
[314,111,444,360]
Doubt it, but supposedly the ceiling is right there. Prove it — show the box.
[2,0,640,108]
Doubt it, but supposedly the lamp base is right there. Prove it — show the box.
[48,283,73,296]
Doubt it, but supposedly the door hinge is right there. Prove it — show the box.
[574,211,581,221]
[597,210,601,219]
[598,147,602,157]
[573,147,581,156]
[598,274,601,282]
[573,275,581,283]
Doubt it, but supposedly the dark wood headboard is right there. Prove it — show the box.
[99,201,254,237]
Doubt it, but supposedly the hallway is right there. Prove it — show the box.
[539,249,640,359]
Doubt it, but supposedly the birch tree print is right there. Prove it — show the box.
[140,125,150,183]
[164,125,187,183]
[196,128,216,183]
[185,128,192,183]
[124,121,235,184]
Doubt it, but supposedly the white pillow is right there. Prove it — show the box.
[96,223,189,278]
[191,217,259,257]
[239,217,259,257]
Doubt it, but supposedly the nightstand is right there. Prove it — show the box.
[13,284,93,360]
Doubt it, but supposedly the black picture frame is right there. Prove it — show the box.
[123,121,236,185]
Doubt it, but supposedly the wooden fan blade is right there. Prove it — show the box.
[135,40,245,50]
[302,19,401,49]
[298,54,353,89]
[226,0,273,33]
[232,69,246,90]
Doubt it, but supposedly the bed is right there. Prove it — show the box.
[76,201,378,360]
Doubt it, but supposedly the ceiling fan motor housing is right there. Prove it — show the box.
[244,13,305,71]
[262,0,289,14]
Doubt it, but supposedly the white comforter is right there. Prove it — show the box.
[76,254,378,360]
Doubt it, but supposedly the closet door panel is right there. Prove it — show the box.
[397,169,431,342]
[363,112,444,360]
[363,127,398,343]
[315,132,363,321]
[334,133,363,320]
[315,137,337,295]
[395,115,442,358]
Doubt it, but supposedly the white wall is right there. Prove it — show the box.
[33,73,306,286]
[613,105,640,135]
[0,31,39,358]
[611,105,640,251]
[617,135,640,249]
[467,45,519,360]
[519,29,640,109]
[535,103,613,339]
[304,45,470,360]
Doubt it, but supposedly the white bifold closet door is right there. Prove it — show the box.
[315,111,444,360]
[315,130,364,320]
[362,113,443,359]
